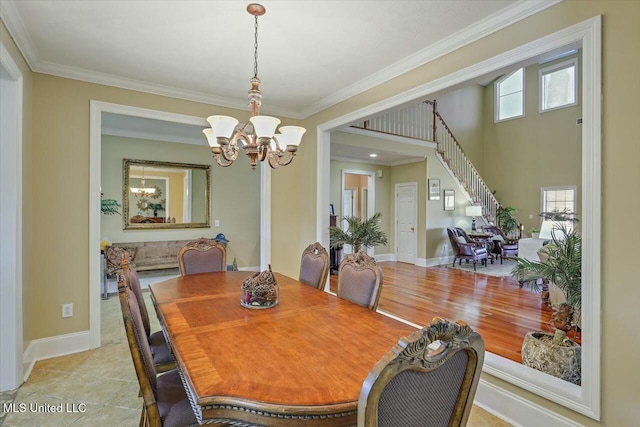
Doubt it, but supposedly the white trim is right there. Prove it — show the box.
[317,16,601,420]
[300,0,561,118]
[0,41,24,392]
[475,379,585,427]
[102,126,206,146]
[89,101,271,348]
[340,169,376,257]
[0,0,560,120]
[539,57,579,113]
[394,182,418,265]
[494,67,525,123]
[329,155,426,167]
[372,253,395,263]
[22,332,92,382]
[339,126,438,148]
[423,256,455,267]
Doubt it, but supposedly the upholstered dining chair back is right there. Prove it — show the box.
[122,254,175,373]
[337,252,383,311]
[105,245,135,276]
[358,318,485,427]
[178,238,226,276]
[299,242,330,290]
[117,272,197,427]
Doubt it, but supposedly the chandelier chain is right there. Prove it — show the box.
[253,15,259,78]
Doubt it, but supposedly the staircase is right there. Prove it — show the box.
[352,100,500,223]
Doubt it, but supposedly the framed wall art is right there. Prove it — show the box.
[428,179,440,200]
[444,189,455,211]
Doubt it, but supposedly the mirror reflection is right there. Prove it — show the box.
[122,159,210,229]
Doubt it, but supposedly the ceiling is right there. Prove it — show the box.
[1,0,557,119]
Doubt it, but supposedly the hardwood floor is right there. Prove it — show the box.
[330,261,575,363]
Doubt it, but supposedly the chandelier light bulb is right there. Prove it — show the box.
[250,115,281,139]
[206,115,239,139]
[277,126,306,147]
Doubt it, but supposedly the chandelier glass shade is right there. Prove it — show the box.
[203,3,305,169]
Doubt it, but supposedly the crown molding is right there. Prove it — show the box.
[1,0,561,120]
[300,0,563,118]
[101,126,206,146]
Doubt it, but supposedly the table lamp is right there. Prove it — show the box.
[465,205,483,232]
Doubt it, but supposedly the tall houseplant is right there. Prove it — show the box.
[512,225,582,384]
[329,212,388,253]
[495,206,518,237]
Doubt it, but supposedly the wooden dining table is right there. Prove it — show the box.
[149,271,417,426]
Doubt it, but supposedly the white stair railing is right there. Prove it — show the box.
[349,100,499,223]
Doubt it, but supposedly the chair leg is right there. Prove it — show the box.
[452,257,457,267]
[473,261,477,271]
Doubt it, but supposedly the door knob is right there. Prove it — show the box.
[411,227,415,231]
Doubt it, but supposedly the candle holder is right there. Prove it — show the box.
[241,265,279,309]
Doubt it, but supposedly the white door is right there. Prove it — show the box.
[396,184,417,264]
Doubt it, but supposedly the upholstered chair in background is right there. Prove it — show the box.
[121,254,175,373]
[337,252,383,311]
[447,228,488,271]
[482,225,519,263]
[358,317,485,427]
[299,242,330,290]
[117,273,197,427]
[178,238,226,276]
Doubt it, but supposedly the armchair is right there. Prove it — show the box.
[447,228,488,271]
[482,225,518,263]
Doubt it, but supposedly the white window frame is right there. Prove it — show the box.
[494,67,525,122]
[540,185,577,223]
[539,58,578,113]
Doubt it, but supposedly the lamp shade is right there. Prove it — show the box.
[202,128,220,148]
[250,115,281,138]
[465,206,482,217]
[206,115,239,139]
[277,126,306,147]
[539,220,572,240]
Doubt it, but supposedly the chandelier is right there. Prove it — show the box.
[203,3,305,170]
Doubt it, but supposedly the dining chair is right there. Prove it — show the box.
[117,273,198,427]
[358,317,485,427]
[121,254,176,373]
[299,242,330,290]
[337,252,383,311]
[482,225,519,263]
[178,238,226,276]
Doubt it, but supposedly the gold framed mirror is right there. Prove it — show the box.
[122,159,211,229]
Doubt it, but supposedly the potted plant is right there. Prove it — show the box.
[528,227,540,239]
[329,212,388,254]
[512,225,582,384]
[495,206,519,238]
[101,193,120,216]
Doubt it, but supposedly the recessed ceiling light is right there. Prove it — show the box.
[369,153,378,158]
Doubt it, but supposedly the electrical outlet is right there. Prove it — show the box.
[62,303,73,318]
[215,220,220,227]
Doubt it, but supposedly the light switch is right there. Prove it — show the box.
[215,220,220,227]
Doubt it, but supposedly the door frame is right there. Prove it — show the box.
[340,169,375,256]
[0,41,24,391]
[394,182,418,265]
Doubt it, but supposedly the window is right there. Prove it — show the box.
[539,58,578,112]
[541,186,577,221]
[495,68,524,122]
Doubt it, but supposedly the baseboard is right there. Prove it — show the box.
[475,378,583,427]
[22,331,92,382]
[238,266,260,272]
[421,256,454,267]
[373,253,395,262]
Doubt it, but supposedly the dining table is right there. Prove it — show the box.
[149,271,417,426]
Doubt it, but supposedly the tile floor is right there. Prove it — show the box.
[1,288,511,426]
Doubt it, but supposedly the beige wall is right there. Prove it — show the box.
[482,53,582,235]
[101,135,260,268]
[29,72,282,339]
[435,84,486,173]
[271,2,640,425]
[1,20,34,352]
[9,1,640,424]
